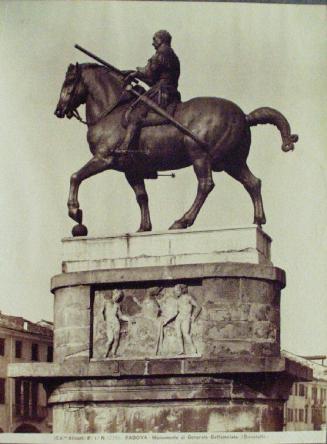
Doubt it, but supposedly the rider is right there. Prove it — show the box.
[117,30,181,153]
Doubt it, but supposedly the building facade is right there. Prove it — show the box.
[0,311,53,433]
[284,354,327,431]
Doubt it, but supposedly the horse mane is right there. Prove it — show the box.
[80,62,123,92]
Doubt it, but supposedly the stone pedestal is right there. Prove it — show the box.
[8,226,312,433]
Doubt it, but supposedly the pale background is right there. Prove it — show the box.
[0,1,326,356]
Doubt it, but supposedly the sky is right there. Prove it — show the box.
[0,1,326,356]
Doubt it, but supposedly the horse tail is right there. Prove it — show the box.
[246,107,298,152]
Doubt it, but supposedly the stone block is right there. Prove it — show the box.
[62,226,271,273]
[54,285,91,362]
[241,279,279,304]
[49,375,287,433]
[148,359,182,375]
[118,360,147,375]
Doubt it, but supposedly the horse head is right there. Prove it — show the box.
[54,63,86,119]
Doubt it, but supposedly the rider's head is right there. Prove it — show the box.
[153,30,172,49]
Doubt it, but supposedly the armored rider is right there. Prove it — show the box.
[118,30,181,153]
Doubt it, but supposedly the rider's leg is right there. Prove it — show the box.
[117,106,147,153]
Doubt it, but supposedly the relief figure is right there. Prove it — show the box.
[157,284,201,355]
[103,289,129,357]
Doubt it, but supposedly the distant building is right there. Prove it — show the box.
[283,352,327,431]
[0,311,53,433]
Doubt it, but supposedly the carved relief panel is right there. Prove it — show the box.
[92,284,202,359]
[92,278,280,360]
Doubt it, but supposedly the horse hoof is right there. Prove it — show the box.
[72,223,88,237]
[169,220,188,230]
[137,226,152,232]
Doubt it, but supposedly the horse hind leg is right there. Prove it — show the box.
[170,157,215,229]
[225,162,266,225]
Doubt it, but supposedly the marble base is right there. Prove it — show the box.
[61,226,271,273]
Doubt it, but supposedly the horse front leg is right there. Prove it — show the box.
[68,155,111,236]
[125,173,152,232]
[170,157,215,230]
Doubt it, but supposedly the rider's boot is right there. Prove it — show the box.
[115,122,141,154]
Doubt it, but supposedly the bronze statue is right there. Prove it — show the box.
[118,30,181,154]
[54,33,298,236]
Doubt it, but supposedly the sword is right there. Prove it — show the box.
[125,85,209,150]
[74,44,209,151]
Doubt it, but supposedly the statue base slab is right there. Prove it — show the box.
[61,225,271,273]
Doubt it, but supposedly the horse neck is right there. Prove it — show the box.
[82,65,123,122]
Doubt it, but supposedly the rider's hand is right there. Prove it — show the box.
[123,71,138,87]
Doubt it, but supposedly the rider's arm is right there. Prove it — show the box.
[134,59,156,86]
[135,51,166,85]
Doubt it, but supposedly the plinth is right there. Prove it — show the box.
[9,226,312,432]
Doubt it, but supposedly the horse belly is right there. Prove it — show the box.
[140,125,190,170]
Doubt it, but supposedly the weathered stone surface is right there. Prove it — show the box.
[49,376,286,433]
[89,272,281,360]
[51,263,285,292]
[62,226,272,273]
[54,286,91,362]
[9,356,312,380]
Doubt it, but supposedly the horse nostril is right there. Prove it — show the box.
[54,108,63,118]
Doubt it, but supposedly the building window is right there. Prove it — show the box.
[31,343,39,361]
[15,379,22,416]
[312,407,320,424]
[294,384,298,396]
[47,346,53,362]
[0,379,5,404]
[299,384,305,396]
[312,386,318,402]
[23,381,30,417]
[14,379,40,419]
[305,386,308,397]
[15,341,22,359]
[287,408,293,422]
[322,407,326,423]
[299,409,304,422]
[31,382,38,417]
[0,338,5,356]
[305,406,308,423]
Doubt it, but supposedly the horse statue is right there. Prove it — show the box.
[54,62,298,236]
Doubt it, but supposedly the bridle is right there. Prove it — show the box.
[65,63,83,120]
[65,63,127,127]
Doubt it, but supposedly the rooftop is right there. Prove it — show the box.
[0,311,53,338]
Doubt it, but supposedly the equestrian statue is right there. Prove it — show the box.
[54,30,298,236]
